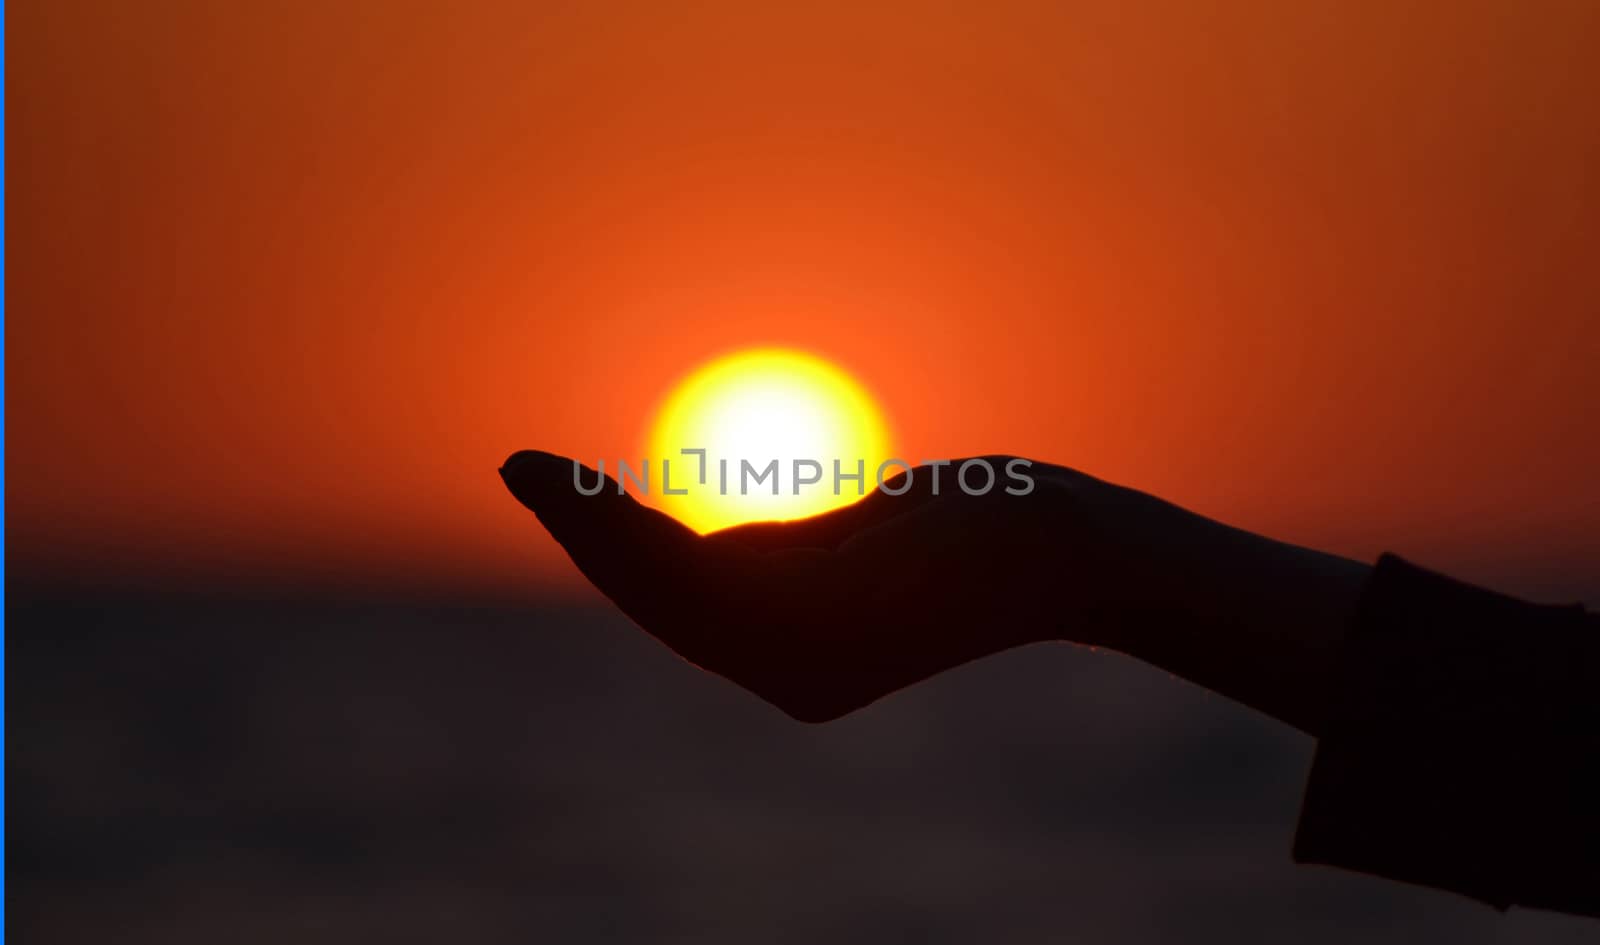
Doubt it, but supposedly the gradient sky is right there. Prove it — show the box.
[8,1,1598,599]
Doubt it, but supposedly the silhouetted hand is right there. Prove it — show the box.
[501,451,1370,729]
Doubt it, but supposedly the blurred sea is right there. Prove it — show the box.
[8,583,1594,944]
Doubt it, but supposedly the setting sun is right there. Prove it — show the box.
[644,349,893,534]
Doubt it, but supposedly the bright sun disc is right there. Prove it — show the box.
[645,348,893,534]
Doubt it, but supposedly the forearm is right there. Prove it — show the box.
[1076,478,1371,736]
[1148,528,1367,735]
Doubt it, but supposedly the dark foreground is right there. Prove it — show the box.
[7,583,1593,944]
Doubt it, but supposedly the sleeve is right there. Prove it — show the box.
[1292,553,1600,917]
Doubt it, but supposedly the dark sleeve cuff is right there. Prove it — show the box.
[1292,554,1600,917]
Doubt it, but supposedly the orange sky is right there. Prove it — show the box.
[8,1,1599,600]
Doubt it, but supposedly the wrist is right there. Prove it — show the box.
[1110,491,1371,734]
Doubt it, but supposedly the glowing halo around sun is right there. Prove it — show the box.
[644,348,893,534]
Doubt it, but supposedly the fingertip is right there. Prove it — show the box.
[498,450,582,507]
[499,449,561,480]
[498,452,611,553]
[497,451,711,614]
[497,450,686,543]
